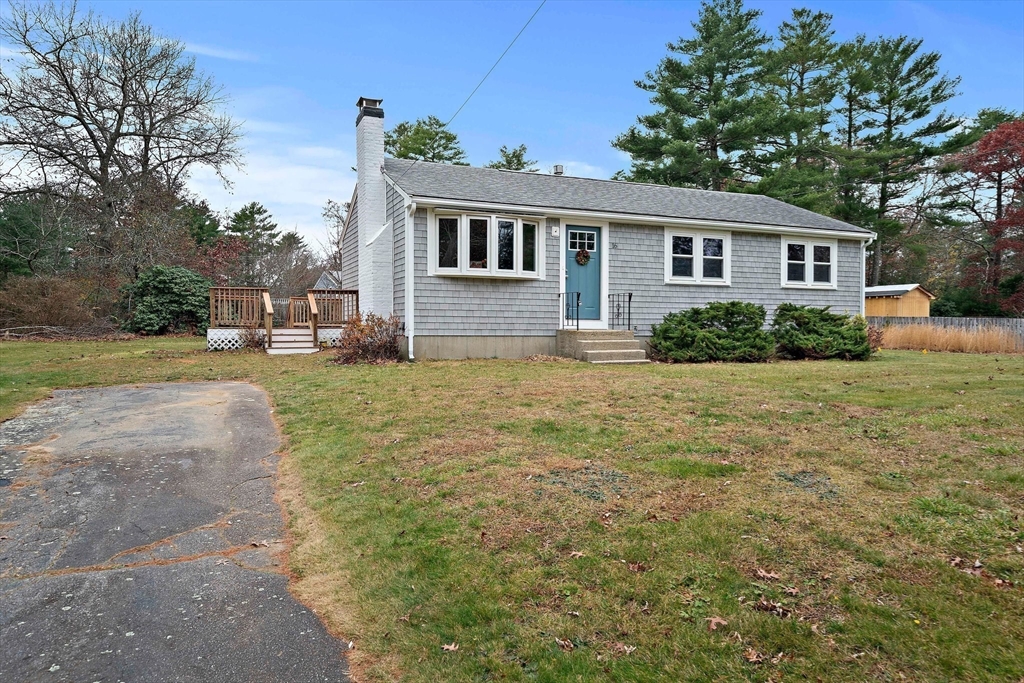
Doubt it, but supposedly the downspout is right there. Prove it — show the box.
[861,235,875,317]
[405,201,416,360]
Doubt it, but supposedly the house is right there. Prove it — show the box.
[342,97,876,361]
[864,284,934,317]
[314,270,344,290]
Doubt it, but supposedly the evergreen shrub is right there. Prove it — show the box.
[649,301,774,362]
[122,265,210,335]
[771,303,872,360]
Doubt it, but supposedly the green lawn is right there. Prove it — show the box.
[2,339,1023,681]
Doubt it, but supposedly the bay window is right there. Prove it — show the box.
[431,212,542,278]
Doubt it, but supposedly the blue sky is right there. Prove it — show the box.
[74,1,1024,246]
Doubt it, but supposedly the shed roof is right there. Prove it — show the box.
[864,284,935,299]
[384,158,872,236]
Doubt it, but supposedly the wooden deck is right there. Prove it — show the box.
[209,287,358,353]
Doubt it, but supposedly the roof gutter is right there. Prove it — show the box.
[405,194,877,241]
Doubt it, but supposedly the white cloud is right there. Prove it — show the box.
[0,45,25,61]
[186,42,259,62]
[187,146,355,250]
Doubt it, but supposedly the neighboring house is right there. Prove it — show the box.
[314,270,344,290]
[864,284,934,317]
[343,97,876,360]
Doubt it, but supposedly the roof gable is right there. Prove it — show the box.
[384,158,871,236]
[864,284,935,299]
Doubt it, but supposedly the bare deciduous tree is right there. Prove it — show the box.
[0,0,242,275]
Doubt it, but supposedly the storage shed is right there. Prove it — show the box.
[864,284,935,317]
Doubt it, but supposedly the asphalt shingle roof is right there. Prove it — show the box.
[865,284,929,298]
[384,158,872,235]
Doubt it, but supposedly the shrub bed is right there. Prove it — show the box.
[651,302,874,362]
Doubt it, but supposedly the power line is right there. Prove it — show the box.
[394,0,546,182]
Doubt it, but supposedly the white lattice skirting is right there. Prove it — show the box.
[207,327,343,351]
[207,328,246,351]
[319,328,343,347]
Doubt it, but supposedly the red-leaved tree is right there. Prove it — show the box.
[940,120,1024,313]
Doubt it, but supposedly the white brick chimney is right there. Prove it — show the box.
[355,97,393,316]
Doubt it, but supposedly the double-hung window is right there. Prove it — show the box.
[431,212,542,278]
[664,230,731,285]
[782,238,837,288]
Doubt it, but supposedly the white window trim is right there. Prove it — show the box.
[663,229,731,286]
[781,237,838,289]
[428,210,543,279]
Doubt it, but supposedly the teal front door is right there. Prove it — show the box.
[566,226,601,320]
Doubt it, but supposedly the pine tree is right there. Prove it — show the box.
[485,144,539,172]
[227,202,280,286]
[613,0,772,191]
[831,36,878,229]
[861,36,960,284]
[384,116,467,164]
[754,8,839,211]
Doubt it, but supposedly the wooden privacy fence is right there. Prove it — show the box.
[868,316,1024,341]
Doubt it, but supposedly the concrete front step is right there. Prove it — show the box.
[590,358,651,365]
[576,339,645,351]
[580,349,649,363]
[561,329,635,341]
[266,346,319,355]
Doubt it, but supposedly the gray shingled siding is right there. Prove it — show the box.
[389,184,405,323]
[412,210,560,336]
[608,224,863,336]
[341,199,359,290]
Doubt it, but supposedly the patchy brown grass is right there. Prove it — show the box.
[2,340,1023,681]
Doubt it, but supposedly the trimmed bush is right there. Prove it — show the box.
[649,301,774,363]
[771,304,872,360]
[122,265,211,335]
[335,312,403,364]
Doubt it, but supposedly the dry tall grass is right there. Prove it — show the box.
[882,323,1024,353]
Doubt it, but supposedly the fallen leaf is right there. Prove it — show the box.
[567,611,580,618]
[706,616,728,631]
[569,551,585,559]
[750,598,792,618]
[784,586,800,596]
[398,614,410,623]
[756,568,780,580]
[743,647,764,663]
[555,637,574,651]
[628,562,650,573]
[613,642,637,655]
[442,642,459,652]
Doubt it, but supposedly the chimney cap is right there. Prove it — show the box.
[553,164,564,176]
[356,97,384,109]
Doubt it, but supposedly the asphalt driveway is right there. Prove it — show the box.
[0,382,349,682]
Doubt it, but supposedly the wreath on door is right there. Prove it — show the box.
[575,248,591,266]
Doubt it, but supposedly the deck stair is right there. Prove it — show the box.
[267,328,319,355]
[556,330,649,364]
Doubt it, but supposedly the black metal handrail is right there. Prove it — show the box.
[560,291,581,331]
[609,292,632,330]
